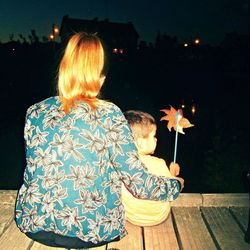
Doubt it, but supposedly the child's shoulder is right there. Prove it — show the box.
[142,155,167,166]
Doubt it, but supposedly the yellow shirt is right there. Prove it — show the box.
[122,155,173,226]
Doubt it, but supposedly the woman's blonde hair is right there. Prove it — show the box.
[58,32,105,114]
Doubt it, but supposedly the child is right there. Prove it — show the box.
[122,110,183,226]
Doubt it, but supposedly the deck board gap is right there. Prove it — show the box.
[27,240,35,250]
[141,226,145,250]
[200,208,222,250]
[171,210,183,250]
[229,207,248,234]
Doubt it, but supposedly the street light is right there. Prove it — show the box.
[49,24,59,41]
[191,104,196,115]
[194,38,200,45]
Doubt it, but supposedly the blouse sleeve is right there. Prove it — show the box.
[106,105,180,202]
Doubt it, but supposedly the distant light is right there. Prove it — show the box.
[184,43,188,47]
[113,48,118,54]
[50,34,54,40]
[191,104,196,115]
[119,48,124,54]
[12,48,15,51]
[194,39,200,45]
[54,27,59,33]
[181,104,185,108]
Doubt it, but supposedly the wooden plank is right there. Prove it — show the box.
[0,204,14,236]
[171,193,203,207]
[202,193,249,207]
[31,242,65,250]
[230,207,249,232]
[0,190,17,205]
[107,221,143,250]
[172,207,216,250]
[143,215,179,250]
[0,221,33,249]
[31,241,106,250]
[201,207,250,250]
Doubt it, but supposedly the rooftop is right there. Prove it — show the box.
[0,190,249,249]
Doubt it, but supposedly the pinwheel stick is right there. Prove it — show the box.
[173,111,181,163]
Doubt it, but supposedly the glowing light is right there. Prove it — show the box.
[119,48,124,54]
[113,48,118,54]
[184,43,188,47]
[181,104,185,108]
[54,27,59,33]
[191,104,196,115]
[194,39,200,45]
[50,34,54,40]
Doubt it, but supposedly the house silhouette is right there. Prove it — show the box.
[60,15,139,54]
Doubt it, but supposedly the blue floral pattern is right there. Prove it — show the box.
[15,96,180,244]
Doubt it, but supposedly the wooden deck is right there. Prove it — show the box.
[0,190,249,250]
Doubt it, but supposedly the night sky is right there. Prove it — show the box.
[0,0,249,45]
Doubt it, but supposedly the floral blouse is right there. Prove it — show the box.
[15,96,180,244]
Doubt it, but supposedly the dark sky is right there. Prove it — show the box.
[0,0,249,44]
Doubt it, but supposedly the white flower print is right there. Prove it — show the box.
[93,158,108,175]
[90,189,106,209]
[125,151,148,171]
[35,147,52,167]
[59,118,79,134]
[74,189,94,213]
[53,187,68,207]
[86,211,109,243]
[19,218,30,232]
[151,177,167,198]
[50,133,71,156]
[41,192,55,213]
[106,131,128,156]
[68,164,97,190]
[56,206,86,230]
[23,180,43,205]
[87,211,102,234]
[29,127,49,148]
[29,103,49,119]
[26,156,37,175]
[121,171,144,195]
[101,207,120,233]
[102,172,120,194]
[24,119,35,141]
[42,150,63,175]
[31,213,47,231]
[74,104,102,129]
[62,137,84,162]
[80,130,108,156]
[43,105,64,130]
[102,117,124,136]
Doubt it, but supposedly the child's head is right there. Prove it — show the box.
[124,110,157,155]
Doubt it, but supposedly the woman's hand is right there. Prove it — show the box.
[174,176,185,191]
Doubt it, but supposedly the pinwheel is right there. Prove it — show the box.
[161,106,194,162]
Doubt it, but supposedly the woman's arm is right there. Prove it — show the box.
[106,105,181,202]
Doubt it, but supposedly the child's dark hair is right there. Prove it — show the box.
[124,110,156,139]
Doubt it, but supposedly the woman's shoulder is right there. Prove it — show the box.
[26,96,59,116]
[98,100,123,115]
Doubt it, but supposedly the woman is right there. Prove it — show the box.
[15,32,183,249]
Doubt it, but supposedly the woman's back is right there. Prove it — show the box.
[16,96,130,242]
